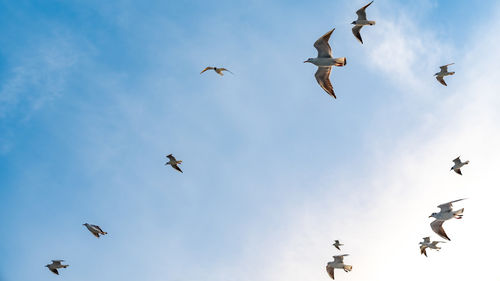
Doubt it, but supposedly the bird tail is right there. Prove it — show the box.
[177,160,183,164]
[449,71,455,75]
[455,208,464,216]
[103,232,108,235]
[464,160,469,165]
[334,57,347,67]
[343,265,352,272]
[62,265,69,268]
[368,21,376,25]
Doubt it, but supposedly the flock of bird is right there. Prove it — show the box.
[43,1,467,278]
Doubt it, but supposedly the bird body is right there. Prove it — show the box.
[332,240,344,250]
[429,199,466,240]
[83,223,108,238]
[304,28,346,99]
[200,66,233,76]
[45,260,69,275]
[351,1,375,44]
[451,156,469,175]
[419,237,444,257]
[326,255,352,280]
[166,154,183,173]
[435,63,455,86]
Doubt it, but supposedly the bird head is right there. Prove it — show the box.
[303,58,313,63]
[83,223,88,226]
[429,212,437,218]
[351,21,356,24]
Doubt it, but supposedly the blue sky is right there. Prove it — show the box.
[1,0,500,280]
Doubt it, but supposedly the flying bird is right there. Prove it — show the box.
[45,260,69,275]
[304,28,347,99]
[83,223,108,238]
[419,237,445,257]
[326,254,352,280]
[429,199,466,241]
[165,154,183,173]
[451,156,469,175]
[200,67,233,76]
[332,240,344,251]
[351,1,376,44]
[434,63,455,86]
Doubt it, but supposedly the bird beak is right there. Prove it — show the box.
[428,215,432,218]
[303,60,308,63]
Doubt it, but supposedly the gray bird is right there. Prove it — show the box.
[83,223,108,238]
[434,63,455,86]
[45,260,69,275]
[429,199,466,241]
[200,67,233,76]
[304,28,347,99]
[326,254,352,280]
[165,154,183,173]
[351,1,376,44]
[332,240,344,251]
[450,156,469,175]
[419,237,445,257]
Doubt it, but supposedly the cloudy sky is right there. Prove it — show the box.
[1,0,500,280]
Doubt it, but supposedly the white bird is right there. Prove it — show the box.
[326,254,352,280]
[451,156,469,175]
[419,237,445,257]
[351,1,376,44]
[83,223,108,238]
[434,63,455,86]
[304,28,347,99]
[45,260,69,275]
[200,66,233,76]
[332,240,344,251]
[429,199,466,241]
[165,154,183,173]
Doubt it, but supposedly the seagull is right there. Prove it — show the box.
[304,28,347,99]
[351,1,376,44]
[451,156,469,175]
[165,154,183,173]
[83,223,108,238]
[419,237,445,257]
[429,199,466,241]
[200,67,233,76]
[45,260,69,275]
[332,240,343,250]
[434,63,455,86]
[326,254,352,280]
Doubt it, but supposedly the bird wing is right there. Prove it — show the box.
[430,220,450,241]
[167,154,176,161]
[454,168,462,175]
[200,67,214,74]
[453,157,461,165]
[49,268,59,275]
[334,244,340,250]
[438,198,465,212]
[326,265,335,280]
[93,225,105,233]
[315,67,336,99]
[356,1,373,20]
[439,63,454,72]
[333,254,348,263]
[420,245,428,257]
[172,164,183,173]
[436,76,447,86]
[352,25,363,44]
[314,29,334,58]
[220,68,234,74]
